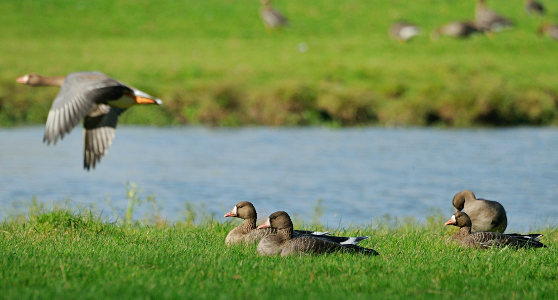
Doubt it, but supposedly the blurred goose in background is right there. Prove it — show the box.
[452,190,507,233]
[390,22,421,42]
[525,0,545,16]
[475,0,514,32]
[260,0,288,30]
[445,211,546,249]
[537,23,558,40]
[431,21,480,40]
[16,71,162,170]
[257,211,379,256]
[224,201,369,245]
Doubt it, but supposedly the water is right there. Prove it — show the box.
[1,126,556,231]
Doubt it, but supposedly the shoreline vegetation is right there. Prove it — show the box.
[2,0,558,127]
[1,199,557,299]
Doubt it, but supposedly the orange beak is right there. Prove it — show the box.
[135,96,161,105]
[224,206,237,218]
[16,75,28,84]
[257,218,271,229]
[445,215,456,226]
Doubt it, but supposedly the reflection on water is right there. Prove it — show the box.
[0,126,556,231]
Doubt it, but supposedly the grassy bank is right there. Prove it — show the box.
[1,0,558,126]
[1,207,557,299]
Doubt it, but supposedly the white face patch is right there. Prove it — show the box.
[451,215,456,223]
[232,205,237,215]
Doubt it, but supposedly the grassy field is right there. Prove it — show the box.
[1,206,557,299]
[1,0,558,126]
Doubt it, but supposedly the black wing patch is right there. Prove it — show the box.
[83,104,126,170]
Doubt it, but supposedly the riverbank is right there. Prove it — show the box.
[1,207,556,299]
[2,0,558,127]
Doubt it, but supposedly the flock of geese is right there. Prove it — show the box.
[259,0,558,40]
[224,190,546,257]
[391,0,558,41]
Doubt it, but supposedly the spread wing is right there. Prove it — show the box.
[83,104,126,170]
[43,71,126,145]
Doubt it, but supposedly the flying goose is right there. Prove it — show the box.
[16,71,162,170]
[452,190,507,233]
[445,211,545,248]
[257,211,379,256]
[224,201,369,245]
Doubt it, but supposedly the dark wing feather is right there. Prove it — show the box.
[471,232,546,248]
[83,104,126,170]
[43,72,125,145]
[283,236,378,256]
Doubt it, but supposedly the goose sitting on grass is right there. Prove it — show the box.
[16,71,162,170]
[431,21,480,40]
[525,0,545,16]
[537,23,558,40]
[260,0,288,30]
[257,211,379,256]
[224,201,369,246]
[475,0,514,33]
[390,22,421,42]
[445,211,546,249]
[452,190,507,233]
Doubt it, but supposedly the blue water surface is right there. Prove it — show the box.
[0,126,556,231]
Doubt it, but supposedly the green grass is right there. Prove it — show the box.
[1,0,558,126]
[1,206,557,299]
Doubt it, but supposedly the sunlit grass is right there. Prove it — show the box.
[1,200,556,299]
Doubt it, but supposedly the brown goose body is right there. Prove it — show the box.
[475,0,514,32]
[16,71,162,170]
[260,0,287,29]
[225,221,273,245]
[390,22,420,42]
[452,190,507,233]
[538,24,558,41]
[432,21,480,39]
[224,202,369,246]
[445,211,545,249]
[525,0,545,16]
[225,201,271,245]
[257,211,379,256]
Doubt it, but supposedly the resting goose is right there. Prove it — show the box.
[257,211,379,256]
[537,24,558,41]
[224,201,369,245]
[445,211,546,249]
[390,22,421,42]
[260,0,288,30]
[525,0,545,16]
[431,21,480,40]
[475,0,514,33]
[452,190,507,233]
[16,71,162,170]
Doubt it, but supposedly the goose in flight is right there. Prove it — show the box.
[16,71,162,170]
